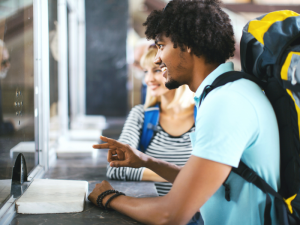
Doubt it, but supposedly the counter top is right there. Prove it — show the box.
[9,149,158,225]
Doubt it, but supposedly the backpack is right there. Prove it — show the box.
[138,104,197,152]
[199,10,300,225]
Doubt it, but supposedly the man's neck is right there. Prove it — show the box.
[188,57,220,92]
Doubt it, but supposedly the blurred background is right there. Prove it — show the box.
[0,0,299,214]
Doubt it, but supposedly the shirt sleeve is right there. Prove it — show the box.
[106,105,145,181]
[106,164,145,181]
[191,89,259,168]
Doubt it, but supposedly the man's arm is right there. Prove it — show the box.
[88,155,232,225]
[93,136,181,183]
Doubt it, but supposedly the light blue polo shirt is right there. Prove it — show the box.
[190,62,280,225]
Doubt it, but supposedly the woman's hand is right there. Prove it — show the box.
[88,180,115,207]
[93,136,148,168]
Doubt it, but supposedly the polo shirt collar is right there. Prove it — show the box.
[194,62,234,107]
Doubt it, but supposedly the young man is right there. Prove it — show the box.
[89,0,280,224]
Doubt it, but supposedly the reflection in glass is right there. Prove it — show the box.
[48,0,59,156]
[0,0,36,207]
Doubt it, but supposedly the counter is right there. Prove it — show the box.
[9,149,158,225]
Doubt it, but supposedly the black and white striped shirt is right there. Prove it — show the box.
[106,104,195,196]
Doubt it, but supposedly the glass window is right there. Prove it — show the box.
[48,0,59,150]
[0,0,36,208]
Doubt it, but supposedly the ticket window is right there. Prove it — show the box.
[0,0,49,211]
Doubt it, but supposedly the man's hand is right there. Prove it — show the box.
[88,180,115,207]
[94,136,182,183]
[93,136,147,168]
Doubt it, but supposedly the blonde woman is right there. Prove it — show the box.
[107,46,196,193]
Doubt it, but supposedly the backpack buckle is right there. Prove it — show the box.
[147,123,158,131]
[240,167,257,183]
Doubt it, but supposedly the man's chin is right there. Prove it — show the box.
[165,79,181,90]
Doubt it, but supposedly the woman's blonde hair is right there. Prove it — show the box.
[140,47,194,110]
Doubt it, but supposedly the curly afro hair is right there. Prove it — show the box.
[143,0,235,65]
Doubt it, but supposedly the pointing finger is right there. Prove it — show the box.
[100,136,126,148]
[93,143,109,149]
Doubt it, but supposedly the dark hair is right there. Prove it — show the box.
[143,0,235,64]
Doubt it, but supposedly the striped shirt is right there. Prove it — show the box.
[106,104,195,196]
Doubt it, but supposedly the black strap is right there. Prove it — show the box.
[232,161,282,200]
[198,85,215,106]
[282,80,300,92]
[223,183,231,201]
[211,71,266,89]
[198,71,266,108]
[265,193,272,225]
[233,161,285,225]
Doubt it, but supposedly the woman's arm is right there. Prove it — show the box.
[106,164,145,181]
[141,168,167,182]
